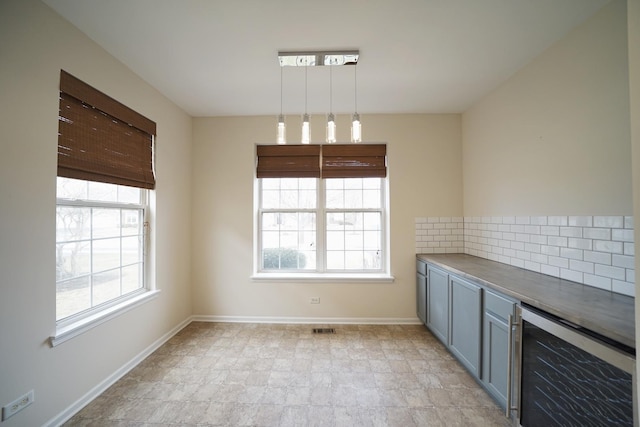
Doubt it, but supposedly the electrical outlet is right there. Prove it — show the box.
[2,390,34,421]
[310,297,320,304]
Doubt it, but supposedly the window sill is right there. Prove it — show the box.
[50,290,161,347]
[251,273,395,283]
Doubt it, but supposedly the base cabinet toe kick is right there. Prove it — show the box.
[416,255,636,427]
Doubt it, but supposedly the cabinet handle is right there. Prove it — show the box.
[506,314,515,418]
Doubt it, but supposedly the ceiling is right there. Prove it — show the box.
[43,0,610,117]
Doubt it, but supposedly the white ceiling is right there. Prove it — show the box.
[43,0,610,117]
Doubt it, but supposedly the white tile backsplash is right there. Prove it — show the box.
[416,215,636,297]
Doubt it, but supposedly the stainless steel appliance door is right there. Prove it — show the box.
[517,306,636,427]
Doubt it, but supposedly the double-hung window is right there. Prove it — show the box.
[53,70,156,341]
[255,144,389,277]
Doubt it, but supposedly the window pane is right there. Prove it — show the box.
[121,210,142,236]
[326,189,344,209]
[261,178,280,190]
[262,191,280,209]
[326,251,344,270]
[122,264,143,294]
[345,231,364,250]
[262,231,280,248]
[362,178,381,189]
[362,190,381,209]
[93,270,121,306]
[56,206,91,242]
[88,181,117,202]
[57,177,87,200]
[260,211,316,270]
[345,251,364,270]
[299,178,316,189]
[364,250,382,269]
[56,241,90,281]
[364,231,381,250]
[326,213,344,230]
[344,178,362,190]
[344,190,363,209]
[117,186,141,204]
[363,213,381,230]
[261,178,317,209]
[56,276,91,321]
[326,231,345,250]
[299,190,316,209]
[93,208,120,238]
[280,213,299,230]
[122,236,142,265]
[93,238,120,272]
[280,190,299,208]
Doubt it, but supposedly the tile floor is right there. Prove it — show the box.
[64,322,511,426]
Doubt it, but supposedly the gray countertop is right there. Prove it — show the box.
[417,253,635,349]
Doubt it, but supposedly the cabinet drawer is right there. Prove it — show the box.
[416,259,427,276]
[485,289,516,323]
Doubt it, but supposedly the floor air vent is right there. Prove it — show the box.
[313,328,336,334]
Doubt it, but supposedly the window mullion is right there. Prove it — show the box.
[317,178,325,273]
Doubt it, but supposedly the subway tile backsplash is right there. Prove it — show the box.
[415,215,635,297]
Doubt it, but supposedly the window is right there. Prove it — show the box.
[255,144,389,277]
[53,70,156,339]
[56,178,147,321]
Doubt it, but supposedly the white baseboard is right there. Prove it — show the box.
[192,315,422,325]
[45,316,193,427]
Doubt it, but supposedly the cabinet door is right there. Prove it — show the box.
[483,312,510,408]
[482,290,516,410]
[426,266,449,345]
[416,272,427,325]
[449,276,482,377]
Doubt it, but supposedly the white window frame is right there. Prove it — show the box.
[51,180,159,346]
[253,177,393,282]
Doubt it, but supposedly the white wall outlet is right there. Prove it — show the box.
[310,297,320,304]
[2,390,34,421]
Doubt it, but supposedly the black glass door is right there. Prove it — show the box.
[520,320,633,426]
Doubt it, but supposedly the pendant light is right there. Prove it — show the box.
[301,64,310,144]
[351,63,362,143]
[326,65,336,143]
[277,67,286,144]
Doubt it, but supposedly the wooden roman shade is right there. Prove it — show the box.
[58,70,156,189]
[256,144,386,179]
[256,145,321,178]
[322,144,386,178]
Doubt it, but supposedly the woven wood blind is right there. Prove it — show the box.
[256,144,387,179]
[256,145,321,178]
[58,70,156,189]
[322,144,387,178]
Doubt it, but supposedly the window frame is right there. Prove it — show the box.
[51,182,159,347]
[254,176,393,281]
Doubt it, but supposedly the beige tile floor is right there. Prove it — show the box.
[64,322,511,426]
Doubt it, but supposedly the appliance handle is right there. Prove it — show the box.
[506,313,515,418]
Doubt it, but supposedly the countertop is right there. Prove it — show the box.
[417,253,635,349]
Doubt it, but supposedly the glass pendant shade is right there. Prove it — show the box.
[277,114,286,144]
[351,113,362,143]
[326,113,336,143]
[301,113,310,144]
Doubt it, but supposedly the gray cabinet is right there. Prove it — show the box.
[416,260,427,324]
[482,289,517,410]
[426,265,449,345]
[449,276,482,377]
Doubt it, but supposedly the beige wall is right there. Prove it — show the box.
[0,1,192,425]
[191,114,462,319]
[462,0,631,216]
